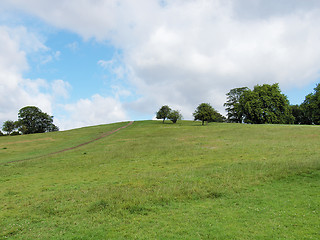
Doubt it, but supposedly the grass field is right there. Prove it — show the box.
[0,120,319,239]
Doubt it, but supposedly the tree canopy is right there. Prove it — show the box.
[156,105,171,123]
[225,83,294,124]
[17,106,59,134]
[168,110,182,123]
[300,83,320,125]
[210,110,226,123]
[193,103,221,125]
[224,87,249,123]
[2,120,16,135]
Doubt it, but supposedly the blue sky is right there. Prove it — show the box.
[26,31,114,99]
[0,0,319,130]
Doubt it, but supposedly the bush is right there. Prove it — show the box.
[10,131,20,136]
[168,110,182,123]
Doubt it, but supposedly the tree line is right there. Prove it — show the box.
[290,83,320,124]
[157,82,320,125]
[156,103,225,125]
[1,106,59,136]
[1,82,319,135]
[224,83,320,125]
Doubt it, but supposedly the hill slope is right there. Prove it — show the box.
[0,121,319,239]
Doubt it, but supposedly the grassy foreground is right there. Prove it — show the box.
[0,120,319,239]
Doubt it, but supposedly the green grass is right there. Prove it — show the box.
[0,120,319,239]
[0,122,127,163]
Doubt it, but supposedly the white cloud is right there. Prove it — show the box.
[0,26,28,74]
[2,0,320,121]
[97,59,112,69]
[57,94,128,130]
[66,41,79,51]
[111,85,132,98]
[51,79,71,99]
[0,26,46,122]
[6,25,48,54]
[129,1,320,116]
[98,54,126,81]
[54,51,61,59]
[0,25,70,127]
[0,23,126,130]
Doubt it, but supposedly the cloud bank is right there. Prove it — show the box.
[0,26,53,121]
[1,0,320,128]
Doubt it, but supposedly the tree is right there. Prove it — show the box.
[300,83,320,125]
[193,103,217,125]
[18,106,59,134]
[2,120,16,135]
[224,87,249,123]
[290,105,303,124]
[156,105,171,123]
[290,104,311,125]
[0,130,3,136]
[10,131,20,136]
[168,110,182,123]
[239,83,294,124]
[47,123,59,132]
[210,111,226,123]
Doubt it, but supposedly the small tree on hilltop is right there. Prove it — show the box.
[193,103,216,125]
[168,110,182,123]
[156,105,171,123]
[2,120,16,135]
[18,106,59,134]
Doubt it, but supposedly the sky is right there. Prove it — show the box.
[0,0,320,130]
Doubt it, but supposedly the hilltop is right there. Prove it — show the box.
[0,121,319,239]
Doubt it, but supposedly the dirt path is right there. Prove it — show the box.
[3,121,134,165]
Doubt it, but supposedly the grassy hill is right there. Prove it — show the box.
[0,120,319,239]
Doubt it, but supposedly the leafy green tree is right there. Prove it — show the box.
[224,87,249,123]
[300,83,320,125]
[290,105,303,124]
[210,111,226,123]
[290,104,311,124]
[0,130,3,136]
[193,103,217,125]
[299,102,313,125]
[156,105,171,123]
[47,123,59,132]
[18,106,59,134]
[239,83,294,124]
[10,131,20,136]
[2,120,16,135]
[168,110,182,123]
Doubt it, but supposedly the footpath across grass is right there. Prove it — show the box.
[0,120,319,239]
[0,122,128,164]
